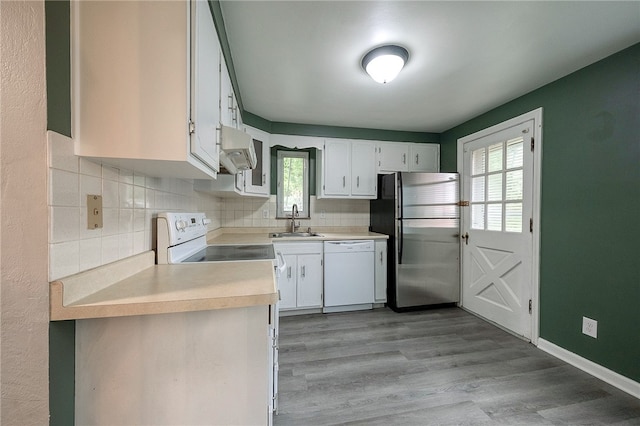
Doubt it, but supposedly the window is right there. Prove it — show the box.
[277,150,310,218]
[470,137,524,232]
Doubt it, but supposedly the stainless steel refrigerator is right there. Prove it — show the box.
[370,172,460,311]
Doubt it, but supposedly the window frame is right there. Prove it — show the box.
[276,150,310,219]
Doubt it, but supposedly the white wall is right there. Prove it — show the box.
[0,1,49,423]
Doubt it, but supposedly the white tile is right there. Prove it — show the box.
[101,235,120,265]
[133,231,146,254]
[118,233,134,259]
[133,209,146,232]
[119,183,133,208]
[119,209,134,234]
[80,175,102,206]
[102,164,120,182]
[50,206,80,243]
[133,172,145,187]
[79,158,102,177]
[102,208,119,236]
[119,168,134,184]
[133,185,145,209]
[102,179,119,208]
[49,241,80,281]
[48,131,78,172]
[145,188,155,209]
[50,169,79,207]
[79,238,102,271]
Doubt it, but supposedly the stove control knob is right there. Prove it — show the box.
[175,220,187,231]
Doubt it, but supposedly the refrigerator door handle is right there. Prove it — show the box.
[397,172,403,219]
[397,172,404,264]
[398,220,403,265]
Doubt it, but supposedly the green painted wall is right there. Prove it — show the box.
[440,43,640,382]
[49,321,75,426]
[45,0,71,137]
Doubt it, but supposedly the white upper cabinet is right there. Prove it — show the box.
[190,0,221,173]
[377,142,440,173]
[220,53,240,129]
[72,0,220,179]
[351,141,377,196]
[319,139,376,199]
[409,144,440,172]
[378,142,409,172]
[322,140,351,197]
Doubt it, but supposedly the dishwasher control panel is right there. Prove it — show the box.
[323,240,374,253]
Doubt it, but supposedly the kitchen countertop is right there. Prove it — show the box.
[50,228,388,321]
[50,251,278,321]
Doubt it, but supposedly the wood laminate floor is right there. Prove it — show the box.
[274,307,640,425]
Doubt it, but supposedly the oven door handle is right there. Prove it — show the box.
[276,251,287,274]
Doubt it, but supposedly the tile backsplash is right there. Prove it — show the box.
[48,132,371,281]
[48,132,221,280]
[219,196,370,229]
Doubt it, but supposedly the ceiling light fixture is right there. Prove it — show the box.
[361,44,409,84]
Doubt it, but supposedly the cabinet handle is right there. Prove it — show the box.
[342,176,346,187]
[287,266,292,279]
[357,176,360,188]
[262,173,266,185]
[402,153,406,164]
[380,251,383,264]
[416,154,419,165]
[301,265,306,278]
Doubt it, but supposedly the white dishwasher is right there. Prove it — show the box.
[323,240,375,313]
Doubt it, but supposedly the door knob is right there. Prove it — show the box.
[461,232,469,245]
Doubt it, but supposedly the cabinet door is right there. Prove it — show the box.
[409,144,439,172]
[323,140,351,196]
[243,135,270,196]
[220,55,237,128]
[378,142,409,172]
[278,255,297,310]
[351,142,377,197]
[374,240,387,302]
[190,0,220,172]
[297,254,323,308]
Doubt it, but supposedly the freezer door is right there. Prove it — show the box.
[396,218,460,308]
[400,172,459,219]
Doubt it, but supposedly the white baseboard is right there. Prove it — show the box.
[537,338,640,399]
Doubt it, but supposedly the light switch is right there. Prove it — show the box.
[87,195,103,229]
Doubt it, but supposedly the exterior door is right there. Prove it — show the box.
[461,119,534,339]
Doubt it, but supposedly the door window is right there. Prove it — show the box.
[470,137,524,233]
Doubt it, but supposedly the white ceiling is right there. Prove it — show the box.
[220,1,640,133]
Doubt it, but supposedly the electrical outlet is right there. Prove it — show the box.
[582,316,598,338]
[262,209,269,219]
[320,210,326,219]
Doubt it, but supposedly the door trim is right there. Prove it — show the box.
[456,108,543,344]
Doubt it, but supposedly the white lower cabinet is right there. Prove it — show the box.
[275,243,323,310]
[75,306,272,425]
[374,240,388,303]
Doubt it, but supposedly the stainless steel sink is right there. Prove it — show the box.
[269,232,324,238]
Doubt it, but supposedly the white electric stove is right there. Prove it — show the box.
[156,212,275,264]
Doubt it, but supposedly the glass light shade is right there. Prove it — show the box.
[361,45,409,84]
[365,55,405,84]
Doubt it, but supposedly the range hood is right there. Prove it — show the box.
[219,125,257,174]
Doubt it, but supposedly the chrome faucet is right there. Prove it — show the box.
[290,204,300,233]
